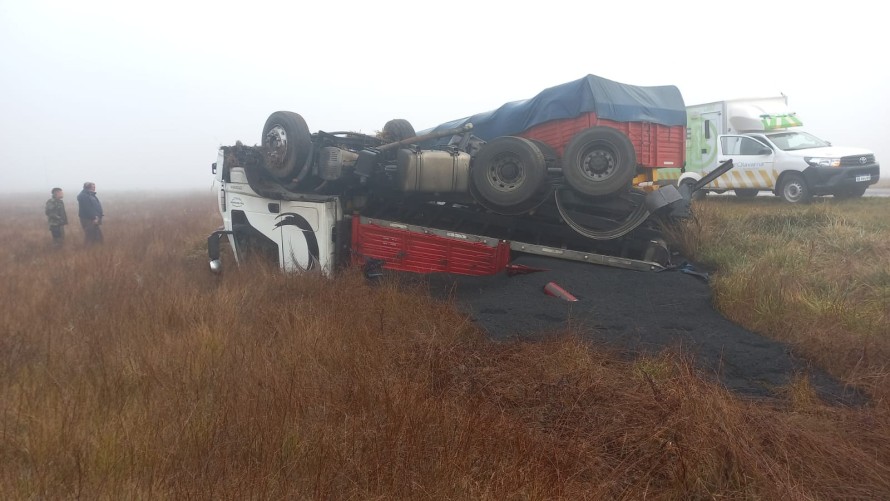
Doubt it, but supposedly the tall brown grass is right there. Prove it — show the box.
[1,191,889,498]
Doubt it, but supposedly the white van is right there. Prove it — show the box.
[679,97,880,202]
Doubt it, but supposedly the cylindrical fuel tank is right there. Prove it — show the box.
[396,149,471,193]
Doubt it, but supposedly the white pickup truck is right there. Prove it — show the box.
[679,97,880,202]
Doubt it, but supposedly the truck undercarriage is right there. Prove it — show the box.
[208,76,734,276]
[209,118,732,276]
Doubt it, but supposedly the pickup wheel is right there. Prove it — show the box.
[679,178,706,201]
[262,111,312,180]
[471,136,546,209]
[779,173,812,204]
[562,127,636,197]
[834,186,867,199]
[382,119,416,143]
[734,188,759,199]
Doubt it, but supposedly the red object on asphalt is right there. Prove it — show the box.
[543,281,578,301]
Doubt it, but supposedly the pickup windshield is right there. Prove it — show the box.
[765,131,830,151]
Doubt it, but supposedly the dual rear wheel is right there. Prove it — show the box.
[469,127,636,212]
[470,136,548,213]
[561,127,637,197]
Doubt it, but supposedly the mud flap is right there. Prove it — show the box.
[207,229,233,273]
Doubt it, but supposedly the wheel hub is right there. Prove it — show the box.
[265,125,288,168]
[489,155,526,192]
[581,149,615,180]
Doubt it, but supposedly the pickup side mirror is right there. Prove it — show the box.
[758,148,772,156]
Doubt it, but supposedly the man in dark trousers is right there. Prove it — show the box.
[44,187,68,248]
[77,181,104,245]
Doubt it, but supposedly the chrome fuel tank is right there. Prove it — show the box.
[396,149,470,193]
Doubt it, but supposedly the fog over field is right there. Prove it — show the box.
[2,0,887,193]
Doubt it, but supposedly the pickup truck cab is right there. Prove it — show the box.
[680,97,880,202]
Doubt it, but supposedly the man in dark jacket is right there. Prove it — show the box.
[77,182,104,245]
[45,187,68,247]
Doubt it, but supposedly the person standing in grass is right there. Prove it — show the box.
[77,181,104,245]
[44,187,68,248]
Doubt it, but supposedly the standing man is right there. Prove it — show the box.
[44,187,68,247]
[77,182,104,245]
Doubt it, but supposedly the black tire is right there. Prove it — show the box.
[528,139,559,164]
[734,188,759,199]
[834,186,868,199]
[562,127,636,197]
[262,111,312,180]
[779,172,812,204]
[471,136,546,208]
[381,119,416,143]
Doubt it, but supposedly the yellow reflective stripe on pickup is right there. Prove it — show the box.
[706,169,777,189]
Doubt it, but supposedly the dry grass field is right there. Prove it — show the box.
[673,196,890,399]
[1,191,889,499]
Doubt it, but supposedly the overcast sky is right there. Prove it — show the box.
[2,0,887,194]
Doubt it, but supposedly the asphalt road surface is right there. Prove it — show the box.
[413,255,864,405]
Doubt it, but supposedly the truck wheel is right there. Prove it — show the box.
[734,188,759,199]
[382,119,416,143]
[779,173,812,204]
[834,186,867,199]
[562,127,636,197]
[262,111,312,180]
[471,136,546,208]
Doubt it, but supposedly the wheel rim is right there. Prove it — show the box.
[579,143,618,182]
[487,153,527,193]
[265,124,288,171]
[784,181,803,202]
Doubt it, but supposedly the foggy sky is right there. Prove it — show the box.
[2,0,887,194]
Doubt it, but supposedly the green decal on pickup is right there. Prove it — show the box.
[760,113,803,130]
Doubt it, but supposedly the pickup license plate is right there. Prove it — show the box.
[855,175,871,182]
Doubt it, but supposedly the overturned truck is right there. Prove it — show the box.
[208,74,732,276]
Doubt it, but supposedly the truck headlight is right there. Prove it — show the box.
[805,157,841,167]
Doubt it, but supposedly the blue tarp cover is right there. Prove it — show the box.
[421,74,686,142]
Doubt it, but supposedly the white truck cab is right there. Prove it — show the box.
[210,149,343,275]
[679,97,880,202]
